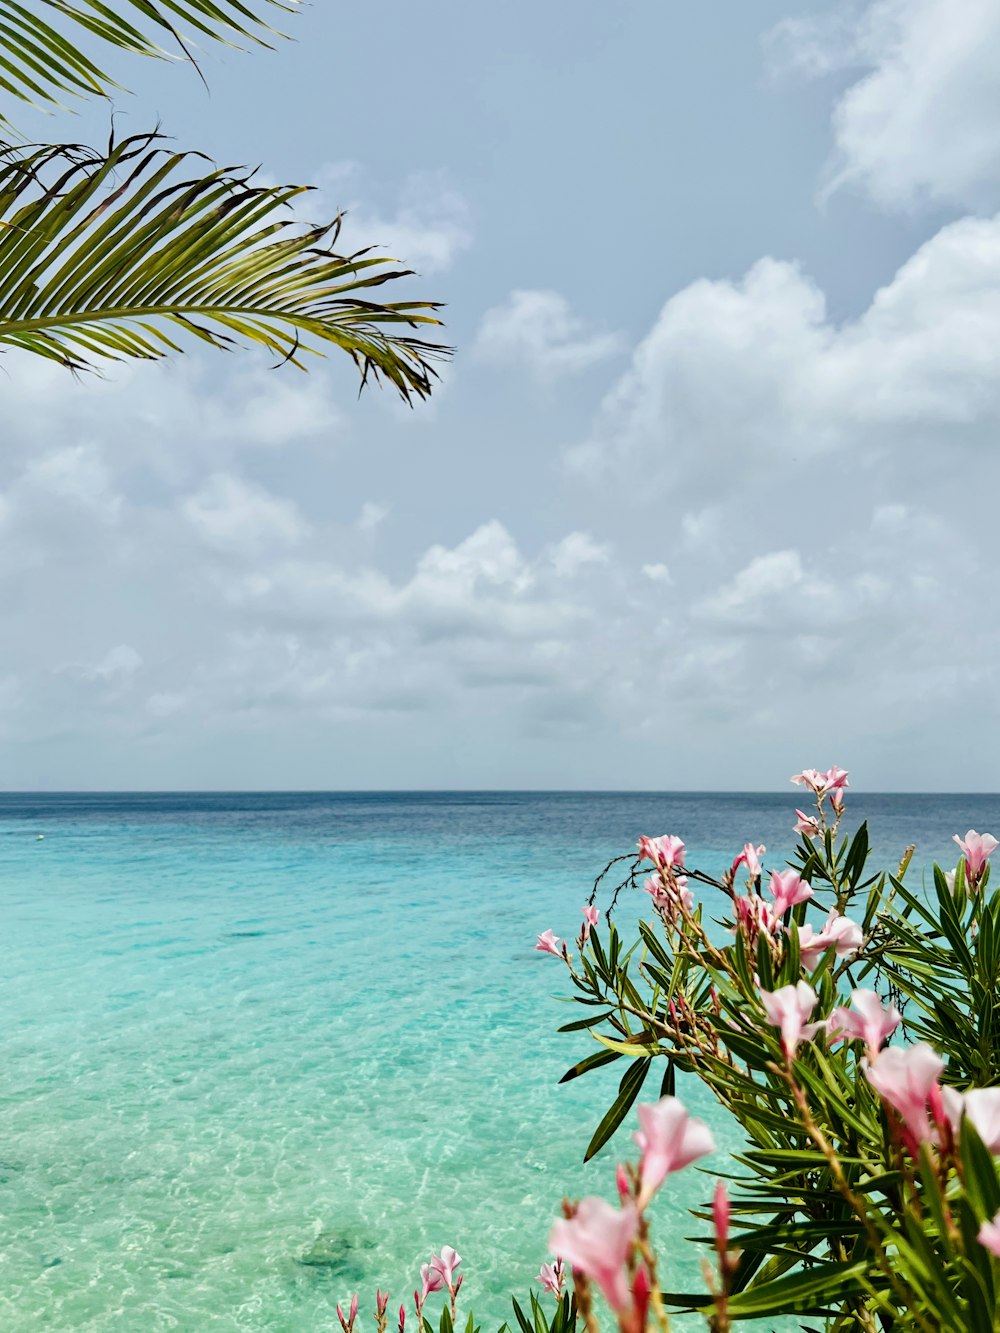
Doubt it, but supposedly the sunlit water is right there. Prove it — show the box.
[1,790,995,1331]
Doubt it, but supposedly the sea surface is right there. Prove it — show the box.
[1,790,997,1332]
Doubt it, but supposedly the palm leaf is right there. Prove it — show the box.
[0,0,297,123]
[0,131,450,399]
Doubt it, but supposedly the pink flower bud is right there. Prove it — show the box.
[377,1290,389,1318]
[349,1294,358,1329]
[712,1180,730,1251]
[399,1305,406,1333]
[616,1162,630,1203]
[632,1264,651,1328]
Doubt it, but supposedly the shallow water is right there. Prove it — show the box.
[0,790,995,1330]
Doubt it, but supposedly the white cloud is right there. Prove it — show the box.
[320,167,473,275]
[641,563,671,584]
[357,502,390,534]
[548,532,610,578]
[474,290,624,379]
[88,645,143,682]
[573,214,1000,484]
[771,0,1000,210]
[182,473,308,552]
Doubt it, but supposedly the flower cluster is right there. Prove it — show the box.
[546,1095,718,1323]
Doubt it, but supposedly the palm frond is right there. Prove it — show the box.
[0,0,297,123]
[0,131,450,401]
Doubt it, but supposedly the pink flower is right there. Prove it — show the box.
[549,1197,638,1314]
[431,1247,462,1287]
[637,835,686,870]
[864,1042,945,1145]
[794,809,822,839]
[734,893,777,945]
[632,1096,716,1208]
[536,1259,564,1299]
[827,989,901,1059]
[732,843,766,879]
[953,830,999,882]
[796,910,863,971]
[979,1210,1000,1258]
[790,767,849,800]
[768,869,813,917]
[536,930,564,958]
[580,904,600,942]
[643,873,693,915]
[419,1263,445,1300]
[942,1086,1000,1154]
[759,982,821,1058]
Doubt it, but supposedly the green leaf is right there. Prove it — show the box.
[0,134,449,398]
[719,1260,869,1318]
[558,1048,620,1084]
[583,1056,651,1162]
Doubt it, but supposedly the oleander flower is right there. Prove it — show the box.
[550,1197,638,1314]
[632,1096,716,1208]
[643,873,694,915]
[734,893,777,945]
[731,842,766,879]
[769,869,813,917]
[953,830,998,882]
[759,981,821,1057]
[535,930,563,958]
[536,1259,564,1298]
[430,1247,461,1287]
[796,910,863,971]
[794,809,822,838]
[827,990,901,1059]
[637,835,686,870]
[419,1263,445,1300]
[580,904,600,942]
[942,1086,1000,1154]
[864,1042,944,1145]
[979,1210,1000,1258]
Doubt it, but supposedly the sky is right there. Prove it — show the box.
[2,0,1000,791]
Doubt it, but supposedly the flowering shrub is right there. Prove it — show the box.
[537,768,1000,1328]
[333,771,1000,1332]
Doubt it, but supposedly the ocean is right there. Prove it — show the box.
[1,790,996,1331]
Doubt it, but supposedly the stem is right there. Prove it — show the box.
[780,1060,937,1333]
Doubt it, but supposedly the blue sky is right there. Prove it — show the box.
[3,0,1000,790]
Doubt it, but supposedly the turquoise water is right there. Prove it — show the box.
[1,791,996,1331]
